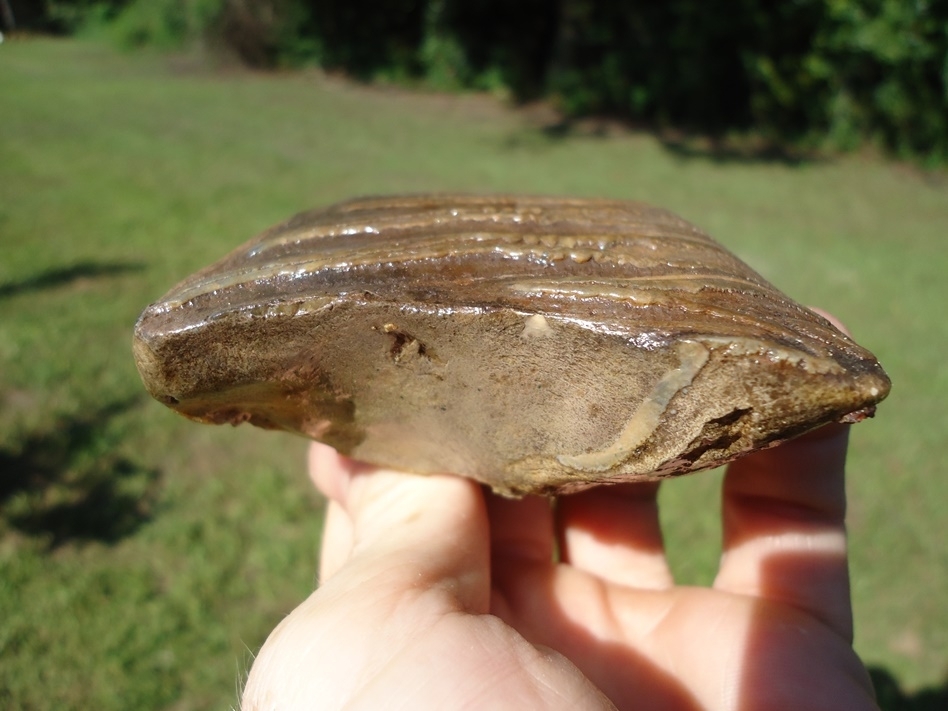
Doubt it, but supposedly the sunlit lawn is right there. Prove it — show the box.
[1,38,946,709]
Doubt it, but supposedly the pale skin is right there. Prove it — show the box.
[241,318,878,711]
[241,422,878,711]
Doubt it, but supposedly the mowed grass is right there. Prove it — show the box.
[1,38,946,709]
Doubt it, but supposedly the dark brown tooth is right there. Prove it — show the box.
[133,194,891,496]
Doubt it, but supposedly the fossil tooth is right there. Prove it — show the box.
[133,194,891,496]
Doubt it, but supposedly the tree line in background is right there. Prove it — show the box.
[13,0,948,163]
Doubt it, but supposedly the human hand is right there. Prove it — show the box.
[241,421,877,710]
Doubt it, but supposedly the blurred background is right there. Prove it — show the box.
[1,1,946,709]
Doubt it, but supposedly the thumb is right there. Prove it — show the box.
[242,447,491,710]
[312,443,491,612]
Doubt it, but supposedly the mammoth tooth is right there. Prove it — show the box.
[133,194,891,496]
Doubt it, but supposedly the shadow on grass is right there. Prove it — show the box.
[0,260,145,299]
[656,134,815,166]
[870,667,948,711]
[509,114,816,166]
[0,398,161,548]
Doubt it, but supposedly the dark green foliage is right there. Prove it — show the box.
[212,0,307,66]
[546,1,759,127]
[294,0,427,78]
[10,0,131,33]
[106,0,222,50]
[545,0,948,161]
[810,0,948,160]
[430,0,560,96]
[17,0,948,161]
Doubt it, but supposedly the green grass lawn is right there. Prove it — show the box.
[1,38,946,710]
